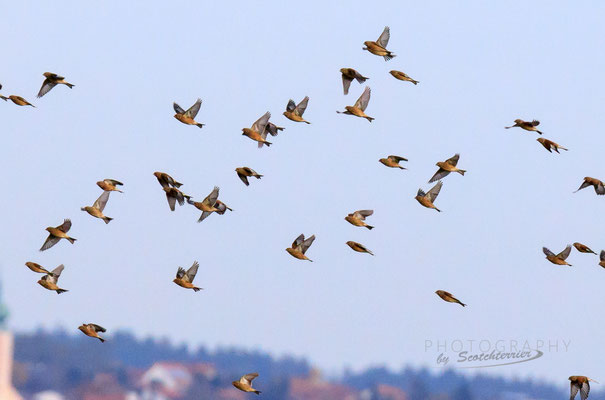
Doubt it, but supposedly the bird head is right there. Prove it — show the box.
[43,72,53,78]
[514,119,522,124]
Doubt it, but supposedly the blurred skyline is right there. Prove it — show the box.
[2,0,605,389]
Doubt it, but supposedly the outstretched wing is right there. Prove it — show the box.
[428,168,450,183]
[186,261,199,282]
[294,96,309,116]
[570,382,580,400]
[237,171,250,186]
[91,324,106,333]
[542,247,555,257]
[292,234,305,249]
[58,219,72,233]
[354,210,373,219]
[93,191,111,212]
[37,79,56,98]
[185,98,202,118]
[176,267,186,279]
[173,102,185,114]
[377,26,390,48]
[580,382,590,400]
[251,111,271,133]
[531,120,540,127]
[388,155,407,162]
[301,235,315,254]
[354,87,371,111]
[600,250,605,262]
[241,373,259,385]
[557,245,572,260]
[427,181,443,202]
[40,235,60,251]
[286,99,296,112]
[50,264,65,279]
[446,154,460,166]
[342,75,353,95]
[417,188,426,197]
[202,186,219,207]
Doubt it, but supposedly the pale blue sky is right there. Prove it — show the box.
[2,0,605,388]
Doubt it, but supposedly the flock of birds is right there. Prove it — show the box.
[2,25,600,399]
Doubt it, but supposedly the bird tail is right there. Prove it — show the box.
[355,76,368,84]
[196,123,204,128]
[65,83,75,89]
[383,53,395,61]
[56,289,68,294]
[536,130,543,135]
[174,181,183,188]
[0,96,7,101]
[254,391,261,395]
[435,207,441,212]
[304,120,311,124]
[366,116,375,122]
[459,301,466,307]
[98,337,105,343]
[255,175,263,179]
[457,169,466,176]
[103,216,113,224]
[193,287,202,292]
[263,141,272,147]
[412,80,419,85]
[366,225,374,230]
[187,198,195,205]
[67,237,77,244]
[560,146,568,151]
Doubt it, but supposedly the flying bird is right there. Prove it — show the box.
[40,219,76,251]
[340,68,369,95]
[574,177,605,195]
[258,122,284,148]
[37,72,74,98]
[97,179,124,193]
[569,376,598,400]
[174,98,204,128]
[235,167,263,186]
[37,265,68,294]
[242,111,272,147]
[345,210,374,230]
[173,261,202,292]
[379,155,407,169]
[429,154,466,183]
[543,245,572,266]
[389,70,418,85]
[286,234,316,262]
[415,181,443,212]
[187,186,221,222]
[214,200,233,216]
[573,242,597,255]
[163,187,191,211]
[1,95,35,107]
[232,373,261,395]
[337,86,374,122]
[600,251,605,269]
[435,290,466,307]
[283,96,310,124]
[363,26,396,61]
[346,241,374,255]
[25,262,51,275]
[81,191,113,224]
[154,172,183,189]
[78,323,106,343]
[505,119,542,134]
[537,138,567,153]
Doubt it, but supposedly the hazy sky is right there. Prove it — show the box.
[2,0,605,388]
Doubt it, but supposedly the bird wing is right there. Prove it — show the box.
[416,188,426,197]
[91,324,106,333]
[576,181,591,192]
[542,247,555,257]
[301,235,316,254]
[202,186,219,207]
[294,96,309,116]
[570,382,580,400]
[354,210,373,219]
[198,211,212,222]
[40,235,60,251]
[166,192,177,211]
[342,75,353,95]
[106,179,123,186]
[581,382,590,400]
[58,219,72,233]
[214,200,230,214]
[531,120,540,127]
[428,168,450,183]
[446,154,460,166]
[601,250,605,262]
[354,86,371,111]
[292,234,305,249]
[186,261,199,282]
[176,267,186,279]
[50,264,65,279]
[251,111,271,133]
[185,98,202,118]
[237,171,250,186]
[173,102,185,114]
[596,183,605,195]
[427,181,443,202]
[93,191,111,212]
[557,245,572,260]
[241,373,259,385]
[286,99,296,112]
[377,26,390,48]
[37,79,56,98]
[388,155,407,162]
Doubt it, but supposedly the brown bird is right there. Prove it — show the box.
[346,241,374,255]
[389,70,418,85]
[284,96,310,124]
[232,373,261,395]
[363,26,396,61]
[286,234,316,262]
[235,167,263,186]
[337,86,374,122]
[600,251,605,269]
[573,242,597,255]
[25,262,51,274]
[429,154,466,183]
[574,177,605,195]
[81,191,113,224]
[543,245,572,266]
[214,199,233,215]
[435,290,466,307]
[154,171,183,189]
[340,68,369,95]
[2,95,35,107]
[243,111,272,147]
[187,186,221,222]
[569,376,598,400]
[174,98,204,128]
[258,121,284,148]
[97,179,123,193]
[379,155,407,169]
[163,187,191,212]
[537,137,567,153]
[173,261,202,292]
[40,219,76,251]
[415,181,443,212]
[37,265,68,294]
[505,119,542,134]
[78,323,106,343]
[37,72,74,98]
[345,210,374,230]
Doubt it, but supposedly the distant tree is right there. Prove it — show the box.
[452,382,474,400]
